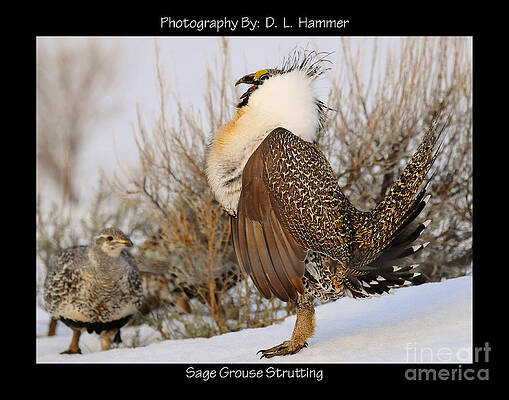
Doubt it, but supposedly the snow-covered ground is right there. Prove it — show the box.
[36,276,472,363]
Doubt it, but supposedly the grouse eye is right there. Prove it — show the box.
[107,236,114,241]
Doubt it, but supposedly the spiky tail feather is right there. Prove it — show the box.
[351,109,449,270]
[345,216,432,299]
[346,264,422,299]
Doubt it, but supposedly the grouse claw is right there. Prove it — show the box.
[257,340,308,359]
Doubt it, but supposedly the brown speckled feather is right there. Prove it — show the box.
[232,114,446,302]
[232,136,307,301]
[258,127,359,261]
[349,112,448,270]
[232,127,356,301]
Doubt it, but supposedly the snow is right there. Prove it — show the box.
[36,276,472,363]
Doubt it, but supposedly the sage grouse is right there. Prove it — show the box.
[44,228,143,354]
[206,50,447,358]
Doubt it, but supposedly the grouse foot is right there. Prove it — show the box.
[60,347,82,355]
[257,340,308,359]
[258,296,315,359]
[60,329,82,354]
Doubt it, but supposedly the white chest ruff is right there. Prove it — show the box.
[207,70,322,215]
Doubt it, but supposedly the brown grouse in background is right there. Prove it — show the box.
[44,227,143,354]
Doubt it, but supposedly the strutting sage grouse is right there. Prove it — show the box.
[43,227,143,354]
[206,50,448,358]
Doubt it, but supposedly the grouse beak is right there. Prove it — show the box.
[235,73,256,86]
[236,73,259,100]
[117,238,133,247]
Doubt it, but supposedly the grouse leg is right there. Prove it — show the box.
[100,329,118,351]
[258,295,315,358]
[60,329,82,354]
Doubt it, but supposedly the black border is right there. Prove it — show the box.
[32,7,489,389]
